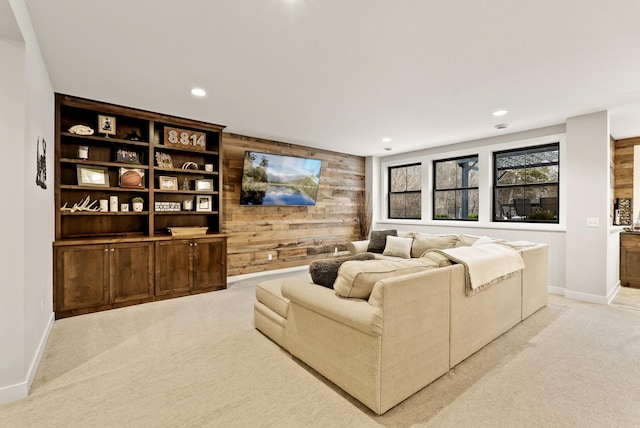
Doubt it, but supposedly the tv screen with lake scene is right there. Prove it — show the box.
[240,151,322,206]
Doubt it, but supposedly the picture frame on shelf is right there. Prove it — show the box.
[115,148,140,164]
[119,167,145,188]
[77,165,110,187]
[196,195,212,212]
[159,176,178,190]
[97,115,116,136]
[195,179,213,191]
[155,152,173,169]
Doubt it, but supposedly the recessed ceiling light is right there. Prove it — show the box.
[493,110,508,117]
[382,137,392,143]
[190,87,206,97]
[495,124,508,130]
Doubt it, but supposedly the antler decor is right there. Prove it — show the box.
[60,195,99,212]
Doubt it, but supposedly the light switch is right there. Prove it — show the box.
[586,217,599,227]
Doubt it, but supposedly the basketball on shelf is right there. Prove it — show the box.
[120,170,142,187]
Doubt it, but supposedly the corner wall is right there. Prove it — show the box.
[565,111,616,301]
[222,133,365,276]
[0,31,27,404]
[0,0,54,404]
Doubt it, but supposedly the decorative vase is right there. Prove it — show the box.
[132,202,143,212]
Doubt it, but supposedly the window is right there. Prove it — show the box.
[433,155,479,220]
[493,143,559,223]
[388,163,421,219]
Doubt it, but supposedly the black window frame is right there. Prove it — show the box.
[432,154,479,221]
[493,142,560,224]
[388,163,422,220]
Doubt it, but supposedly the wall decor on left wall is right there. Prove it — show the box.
[36,137,47,189]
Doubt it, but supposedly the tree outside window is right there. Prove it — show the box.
[433,155,479,220]
[389,164,421,219]
[493,143,559,223]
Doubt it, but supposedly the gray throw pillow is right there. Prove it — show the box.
[366,229,398,253]
[309,253,376,288]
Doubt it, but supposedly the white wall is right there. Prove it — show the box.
[0,32,27,402]
[374,125,568,290]
[0,0,55,404]
[565,111,617,302]
[373,114,621,303]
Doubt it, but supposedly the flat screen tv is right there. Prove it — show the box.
[240,151,322,206]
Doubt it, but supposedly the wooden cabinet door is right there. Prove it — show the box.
[55,245,110,311]
[621,234,640,286]
[192,238,227,291]
[155,240,192,295]
[111,242,154,303]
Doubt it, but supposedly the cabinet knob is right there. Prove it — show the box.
[190,243,194,247]
[111,248,115,252]
[194,243,198,247]
[104,248,108,252]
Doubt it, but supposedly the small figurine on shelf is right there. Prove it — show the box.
[124,130,141,141]
[182,178,189,191]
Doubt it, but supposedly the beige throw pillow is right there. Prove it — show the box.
[382,236,413,259]
[455,234,480,247]
[334,259,435,299]
[410,234,458,257]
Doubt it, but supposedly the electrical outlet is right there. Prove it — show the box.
[268,253,272,261]
[586,217,599,227]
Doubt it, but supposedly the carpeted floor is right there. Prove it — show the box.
[1,274,640,427]
[610,286,640,311]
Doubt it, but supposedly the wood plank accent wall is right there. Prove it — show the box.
[614,136,640,200]
[222,133,365,276]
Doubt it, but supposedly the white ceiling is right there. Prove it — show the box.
[23,0,640,157]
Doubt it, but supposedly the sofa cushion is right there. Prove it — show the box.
[382,236,413,259]
[367,229,397,253]
[334,258,435,299]
[309,253,376,288]
[411,234,458,257]
[255,278,290,319]
[455,234,480,247]
[472,236,506,246]
[501,240,538,250]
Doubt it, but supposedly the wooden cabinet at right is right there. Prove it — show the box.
[155,236,227,296]
[620,233,640,288]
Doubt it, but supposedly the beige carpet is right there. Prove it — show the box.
[611,286,640,311]
[1,275,640,427]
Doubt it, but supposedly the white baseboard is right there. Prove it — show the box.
[0,311,54,405]
[27,312,55,390]
[563,289,610,305]
[606,282,621,304]
[548,284,621,305]
[548,285,565,295]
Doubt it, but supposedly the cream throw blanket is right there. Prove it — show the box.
[426,244,525,296]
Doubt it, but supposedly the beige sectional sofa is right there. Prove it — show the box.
[253,232,548,415]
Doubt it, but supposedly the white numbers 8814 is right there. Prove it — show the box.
[164,127,207,150]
